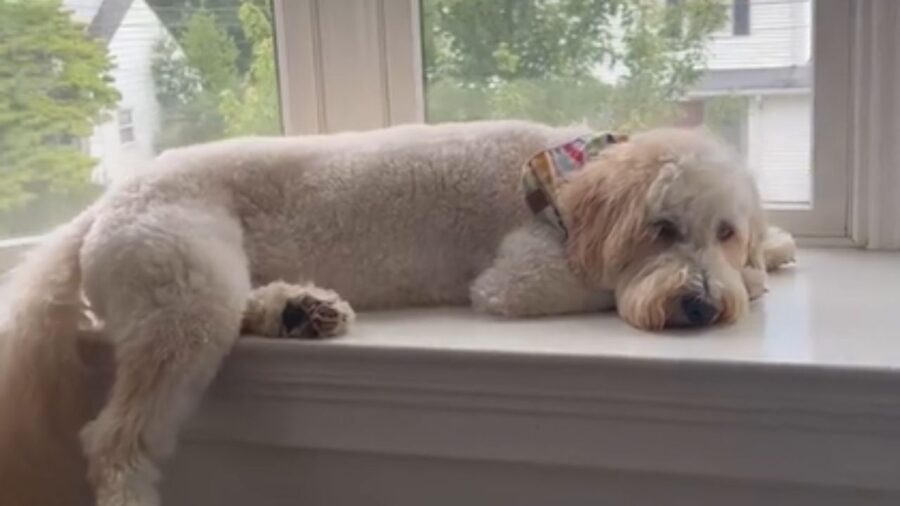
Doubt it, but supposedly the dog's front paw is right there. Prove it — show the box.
[280,292,354,338]
[763,226,796,271]
[243,281,355,338]
[742,267,767,300]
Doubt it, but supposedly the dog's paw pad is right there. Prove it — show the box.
[280,301,312,337]
[280,293,353,339]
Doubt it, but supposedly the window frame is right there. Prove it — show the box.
[275,0,852,241]
[0,0,853,258]
[765,0,851,239]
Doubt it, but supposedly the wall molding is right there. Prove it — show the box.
[849,0,900,250]
[274,0,422,135]
[186,339,900,492]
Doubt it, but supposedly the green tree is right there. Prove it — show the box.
[219,1,280,136]
[423,0,727,130]
[146,0,268,75]
[152,8,240,149]
[0,0,119,212]
[152,0,278,150]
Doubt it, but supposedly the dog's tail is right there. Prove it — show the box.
[0,207,100,505]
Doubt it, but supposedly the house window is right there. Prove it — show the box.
[118,109,135,144]
[733,0,751,36]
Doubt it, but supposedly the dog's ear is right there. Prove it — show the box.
[558,151,656,287]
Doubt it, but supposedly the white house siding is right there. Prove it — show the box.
[748,93,811,203]
[691,0,814,203]
[88,0,166,185]
[707,0,811,70]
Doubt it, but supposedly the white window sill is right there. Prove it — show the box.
[176,248,900,501]
[236,249,900,369]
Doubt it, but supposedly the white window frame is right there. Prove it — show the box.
[273,0,424,134]
[0,0,886,267]
[767,0,851,240]
[274,0,857,242]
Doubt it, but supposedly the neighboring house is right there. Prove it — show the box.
[66,0,173,185]
[682,0,813,203]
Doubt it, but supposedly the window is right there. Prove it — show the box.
[0,0,280,243]
[0,0,856,263]
[118,109,135,144]
[275,0,848,239]
[420,0,814,206]
[713,0,752,38]
[733,0,751,36]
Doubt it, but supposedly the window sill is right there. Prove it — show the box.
[180,248,900,497]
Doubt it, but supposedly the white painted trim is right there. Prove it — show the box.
[687,88,811,99]
[382,0,426,125]
[0,235,44,249]
[273,0,855,238]
[849,1,900,250]
[274,0,422,134]
[190,338,900,491]
[274,0,324,134]
[766,0,852,239]
[793,235,856,248]
[0,235,43,273]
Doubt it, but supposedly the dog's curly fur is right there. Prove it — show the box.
[0,121,794,505]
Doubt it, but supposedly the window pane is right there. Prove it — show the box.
[421,0,813,205]
[0,0,280,241]
[733,0,751,36]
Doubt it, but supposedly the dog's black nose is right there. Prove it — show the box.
[679,296,719,326]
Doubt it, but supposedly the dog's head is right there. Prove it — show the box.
[559,128,766,330]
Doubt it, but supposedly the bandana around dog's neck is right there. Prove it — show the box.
[522,132,627,237]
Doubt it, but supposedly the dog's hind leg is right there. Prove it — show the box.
[79,209,251,506]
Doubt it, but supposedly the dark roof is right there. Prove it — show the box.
[88,0,135,43]
[690,65,812,96]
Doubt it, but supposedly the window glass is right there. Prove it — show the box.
[0,0,280,240]
[421,0,813,204]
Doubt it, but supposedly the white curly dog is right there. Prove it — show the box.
[0,121,794,505]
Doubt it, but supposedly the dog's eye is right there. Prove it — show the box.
[717,222,735,242]
[654,219,682,243]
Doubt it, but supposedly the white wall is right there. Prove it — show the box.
[707,0,811,70]
[747,93,812,203]
[88,0,166,185]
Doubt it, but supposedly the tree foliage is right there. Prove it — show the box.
[423,0,727,130]
[151,0,279,150]
[151,0,726,144]
[219,1,280,137]
[0,0,119,212]
[0,0,728,234]
[146,0,266,74]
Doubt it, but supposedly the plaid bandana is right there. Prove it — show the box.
[522,132,627,237]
